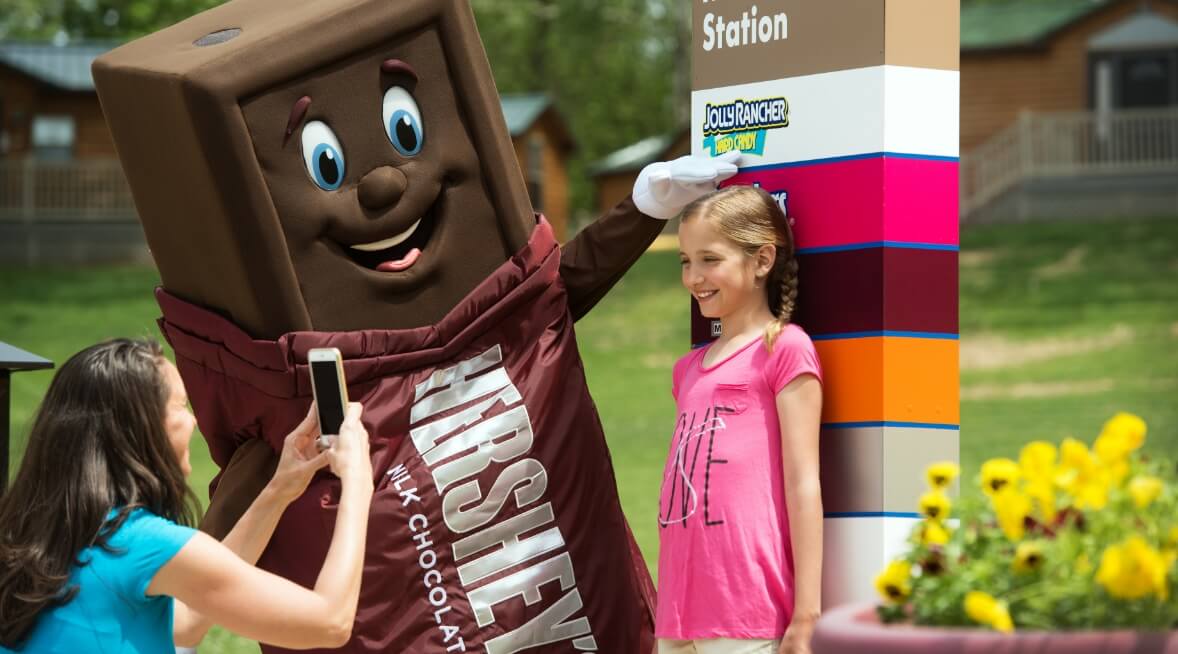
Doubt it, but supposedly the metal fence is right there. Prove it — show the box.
[0,158,137,222]
[0,158,147,265]
[961,108,1178,220]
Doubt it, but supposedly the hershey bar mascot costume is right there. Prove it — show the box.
[93,0,737,651]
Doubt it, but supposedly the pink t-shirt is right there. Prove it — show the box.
[656,323,822,639]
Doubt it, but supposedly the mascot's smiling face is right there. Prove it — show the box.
[242,26,530,331]
[93,0,536,337]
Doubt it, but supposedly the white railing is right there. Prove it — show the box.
[0,158,136,222]
[960,108,1178,219]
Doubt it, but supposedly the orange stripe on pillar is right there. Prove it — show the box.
[814,336,959,425]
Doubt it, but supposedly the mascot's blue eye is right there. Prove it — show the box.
[300,121,346,191]
[311,145,343,189]
[388,110,423,156]
[382,87,423,156]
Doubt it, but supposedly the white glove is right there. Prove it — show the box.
[632,151,741,220]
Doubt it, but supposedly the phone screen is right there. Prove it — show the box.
[311,359,345,435]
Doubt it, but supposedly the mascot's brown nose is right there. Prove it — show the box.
[358,166,407,211]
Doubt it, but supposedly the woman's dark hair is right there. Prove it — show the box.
[0,338,199,647]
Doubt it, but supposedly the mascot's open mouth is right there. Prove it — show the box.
[345,201,439,273]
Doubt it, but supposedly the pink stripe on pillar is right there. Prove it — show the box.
[722,156,958,250]
[884,158,959,247]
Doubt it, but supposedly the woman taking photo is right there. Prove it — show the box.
[0,338,373,652]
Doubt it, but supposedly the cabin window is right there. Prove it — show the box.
[31,115,75,160]
[1121,54,1172,107]
[1090,50,1178,110]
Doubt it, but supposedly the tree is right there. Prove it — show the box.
[473,0,683,214]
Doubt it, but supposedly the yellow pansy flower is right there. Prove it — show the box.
[992,487,1031,541]
[1093,415,1145,486]
[1108,460,1132,487]
[981,458,1021,496]
[1013,541,1045,573]
[1059,437,1093,468]
[874,560,912,604]
[1095,536,1170,601]
[1098,412,1147,452]
[1019,441,1057,482]
[1128,476,1164,509]
[919,490,951,522]
[1094,432,1133,465]
[1056,438,1110,510]
[1024,478,1057,522]
[1069,474,1110,510]
[918,520,950,546]
[926,461,960,490]
[964,591,1014,633]
[919,548,947,576]
[1076,473,1110,509]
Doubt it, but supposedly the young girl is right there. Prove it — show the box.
[659,186,824,654]
[0,338,373,652]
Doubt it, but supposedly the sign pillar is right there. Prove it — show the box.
[691,0,960,607]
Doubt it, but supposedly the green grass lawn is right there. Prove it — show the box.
[1,215,1176,652]
[957,217,1178,468]
[1,267,224,506]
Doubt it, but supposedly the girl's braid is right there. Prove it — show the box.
[777,254,799,324]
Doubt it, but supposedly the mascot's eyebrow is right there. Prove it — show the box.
[284,95,313,146]
[381,59,417,81]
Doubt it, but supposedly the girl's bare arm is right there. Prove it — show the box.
[776,374,824,642]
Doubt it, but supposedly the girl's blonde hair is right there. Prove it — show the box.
[681,185,798,350]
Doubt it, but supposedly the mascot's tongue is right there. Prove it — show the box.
[376,248,421,273]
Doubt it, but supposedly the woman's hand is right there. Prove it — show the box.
[269,405,331,503]
[326,403,372,488]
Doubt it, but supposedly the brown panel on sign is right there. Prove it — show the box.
[693,0,886,91]
[793,249,884,336]
[691,297,722,346]
[794,248,958,336]
[882,249,958,334]
[884,0,960,71]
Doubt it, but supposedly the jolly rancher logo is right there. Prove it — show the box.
[701,96,789,156]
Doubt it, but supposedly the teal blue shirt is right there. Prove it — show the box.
[4,509,196,654]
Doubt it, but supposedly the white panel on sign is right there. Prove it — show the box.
[821,515,920,608]
[884,66,960,158]
[691,66,959,165]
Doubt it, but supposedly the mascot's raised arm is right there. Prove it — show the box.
[93,1,736,651]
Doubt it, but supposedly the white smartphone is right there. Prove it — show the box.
[308,348,348,449]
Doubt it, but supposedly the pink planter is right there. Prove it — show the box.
[812,603,1178,654]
